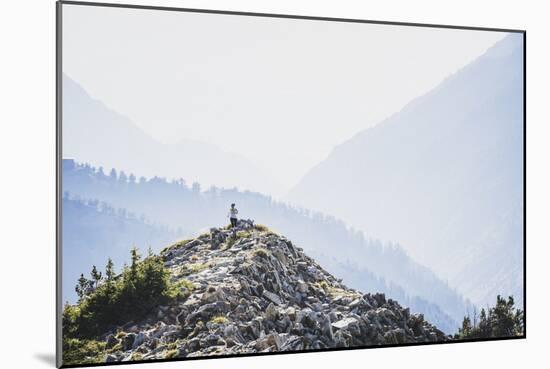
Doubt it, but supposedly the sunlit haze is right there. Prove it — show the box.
[63,5,505,190]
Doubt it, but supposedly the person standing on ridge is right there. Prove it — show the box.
[228,203,239,228]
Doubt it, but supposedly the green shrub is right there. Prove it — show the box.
[63,248,187,340]
[62,338,106,366]
[62,304,81,338]
[174,279,195,294]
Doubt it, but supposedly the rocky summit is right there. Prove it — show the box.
[101,220,447,362]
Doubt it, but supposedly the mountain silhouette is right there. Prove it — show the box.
[63,74,284,197]
[288,34,524,306]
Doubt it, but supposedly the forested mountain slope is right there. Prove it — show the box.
[62,160,471,332]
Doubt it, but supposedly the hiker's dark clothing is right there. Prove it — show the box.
[228,206,239,228]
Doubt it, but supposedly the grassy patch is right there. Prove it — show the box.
[62,338,106,366]
[115,331,126,340]
[168,279,194,299]
[315,281,351,298]
[236,230,251,239]
[189,262,209,273]
[210,315,229,324]
[253,248,269,259]
[161,238,192,254]
[177,263,210,276]
[317,281,329,290]
[108,342,123,353]
[175,279,195,292]
[131,352,143,361]
[165,349,179,359]
[254,224,269,232]
[222,235,237,250]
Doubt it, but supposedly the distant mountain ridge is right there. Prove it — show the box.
[62,74,284,197]
[288,34,524,306]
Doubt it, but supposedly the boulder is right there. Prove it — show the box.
[265,303,279,321]
[132,332,145,349]
[266,332,285,350]
[105,354,117,363]
[105,334,119,349]
[122,333,136,351]
[263,290,283,306]
[296,308,317,329]
[186,239,203,249]
[331,317,358,331]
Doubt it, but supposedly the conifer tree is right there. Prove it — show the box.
[130,246,141,279]
[75,273,92,301]
[460,316,472,337]
[105,258,115,281]
[491,295,517,337]
[64,248,185,339]
[456,295,523,339]
[109,168,117,181]
[90,265,102,288]
[478,308,489,337]
[119,171,128,184]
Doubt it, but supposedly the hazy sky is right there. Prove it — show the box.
[63,4,505,190]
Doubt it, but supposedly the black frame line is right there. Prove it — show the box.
[59,0,525,34]
[55,1,527,368]
[61,336,525,369]
[58,0,526,33]
[56,1,63,368]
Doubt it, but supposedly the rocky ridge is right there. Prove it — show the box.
[102,220,447,362]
